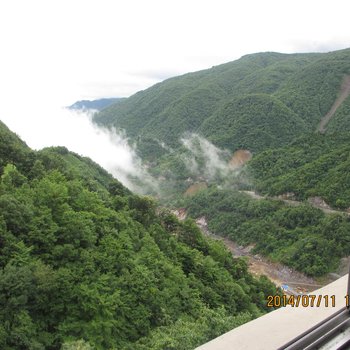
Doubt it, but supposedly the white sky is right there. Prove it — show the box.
[0,0,349,187]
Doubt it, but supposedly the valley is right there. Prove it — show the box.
[199,223,325,295]
[174,209,326,294]
[105,49,350,291]
[90,48,350,347]
[1,47,350,349]
[0,120,281,349]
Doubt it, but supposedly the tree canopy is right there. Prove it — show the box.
[0,120,279,349]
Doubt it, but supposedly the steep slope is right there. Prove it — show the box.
[0,120,279,350]
[274,51,350,129]
[199,93,308,152]
[184,186,350,277]
[0,120,35,173]
[247,133,350,209]
[326,94,350,132]
[317,75,350,132]
[94,49,350,157]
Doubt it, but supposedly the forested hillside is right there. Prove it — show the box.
[3,47,350,349]
[184,187,350,277]
[0,120,279,349]
[94,49,350,157]
[326,94,350,132]
[91,48,350,282]
[248,133,350,209]
[169,131,350,277]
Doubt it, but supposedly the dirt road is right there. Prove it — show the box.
[240,191,349,217]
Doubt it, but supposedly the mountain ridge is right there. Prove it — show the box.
[94,48,350,157]
[68,97,124,111]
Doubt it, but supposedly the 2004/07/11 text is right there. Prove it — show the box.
[266,295,350,308]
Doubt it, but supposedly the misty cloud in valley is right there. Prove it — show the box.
[6,106,157,194]
[3,105,247,195]
[180,133,239,180]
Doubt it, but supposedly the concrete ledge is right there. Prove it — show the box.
[196,275,348,350]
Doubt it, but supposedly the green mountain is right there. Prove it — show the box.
[92,48,350,280]
[94,48,350,156]
[68,98,124,111]
[0,120,279,349]
[248,132,350,208]
[3,48,350,348]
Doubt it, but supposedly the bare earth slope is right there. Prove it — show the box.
[317,75,350,132]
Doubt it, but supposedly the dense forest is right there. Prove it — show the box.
[2,47,350,349]
[91,48,350,281]
[94,49,350,158]
[0,120,279,349]
[248,133,350,209]
[184,187,350,276]
[149,131,350,278]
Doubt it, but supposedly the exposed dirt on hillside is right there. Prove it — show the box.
[183,150,251,197]
[229,149,252,168]
[174,187,348,293]
[184,182,207,197]
[317,75,350,133]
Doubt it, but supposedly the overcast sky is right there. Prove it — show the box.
[0,0,349,184]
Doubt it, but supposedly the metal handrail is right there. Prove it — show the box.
[278,265,350,349]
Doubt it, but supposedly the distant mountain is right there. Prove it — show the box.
[68,97,124,111]
[94,48,350,156]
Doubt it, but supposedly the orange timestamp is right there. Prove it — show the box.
[266,294,337,308]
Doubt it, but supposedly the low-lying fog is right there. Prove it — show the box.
[1,104,244,195]
[2,106,156,192]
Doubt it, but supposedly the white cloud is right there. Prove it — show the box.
[1,0,349,106]
[2,104,156,192]
[0,0,349,190]
[181,133,233,180]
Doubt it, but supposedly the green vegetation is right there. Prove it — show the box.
[94,49,350,157]
[91,49,350,281]
[3,47,350,348]
[327,95,350,132]
[0,120,279,349]
[248,133,350,208]
[184,187,350,276]
[275,52,350,128]
[0,120,35,175]
[199,93,307,152]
